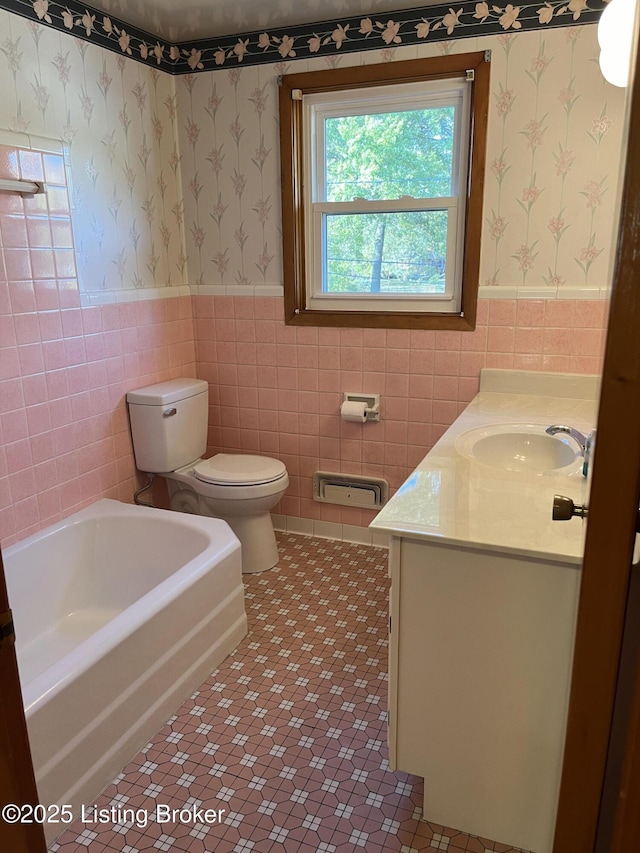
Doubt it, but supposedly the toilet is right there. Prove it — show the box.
[126,378,289,573]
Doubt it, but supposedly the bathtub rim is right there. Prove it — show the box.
[3,498,241,716]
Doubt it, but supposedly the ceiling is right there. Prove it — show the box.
[96,0,444,43]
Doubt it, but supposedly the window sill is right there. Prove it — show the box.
[284,306,477,330]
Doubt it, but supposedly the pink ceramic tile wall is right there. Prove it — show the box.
[0,145,196,547]
[194,295,608,527]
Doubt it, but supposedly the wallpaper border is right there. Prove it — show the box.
[1,0,606,75]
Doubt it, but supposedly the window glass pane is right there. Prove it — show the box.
[324,107,455,202]
[324,210,448,295]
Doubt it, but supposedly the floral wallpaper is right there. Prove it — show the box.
[0,5,625,300]
[178,24,625,299]
[482,25,624,293]
[0,0,607,74]
[0,7,185,298]
[177,66,280,290]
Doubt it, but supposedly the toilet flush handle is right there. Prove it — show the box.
[163,407,177,417]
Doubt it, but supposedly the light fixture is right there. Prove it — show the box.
[598,0,637,88]
[0,177,45,196]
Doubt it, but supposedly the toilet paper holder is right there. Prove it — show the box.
[343,393,380,422]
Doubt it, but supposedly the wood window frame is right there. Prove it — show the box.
[278,51,490,330]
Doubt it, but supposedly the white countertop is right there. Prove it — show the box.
[369,370,599,564]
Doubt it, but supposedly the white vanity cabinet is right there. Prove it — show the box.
[386,535,580,853]
[371,371,600,853]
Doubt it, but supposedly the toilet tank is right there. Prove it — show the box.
[127,378,209,473]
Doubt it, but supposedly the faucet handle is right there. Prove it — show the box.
[552,494,588,521]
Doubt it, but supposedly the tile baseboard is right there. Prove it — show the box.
[271,513,389,549]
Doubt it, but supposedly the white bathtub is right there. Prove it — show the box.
[4,498,246,841]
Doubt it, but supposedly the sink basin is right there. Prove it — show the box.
[455,424,581,474]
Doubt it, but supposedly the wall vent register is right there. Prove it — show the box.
[313,472,388,508]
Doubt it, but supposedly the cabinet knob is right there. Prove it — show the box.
[552,494,588,521]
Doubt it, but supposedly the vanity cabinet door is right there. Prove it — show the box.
[391,536,580,853]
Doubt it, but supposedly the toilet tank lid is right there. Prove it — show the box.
[194,454,287,485]
[127,378,208,406]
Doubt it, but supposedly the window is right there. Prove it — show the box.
[279,53,490,329]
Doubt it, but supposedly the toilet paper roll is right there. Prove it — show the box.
[341,400,368,422]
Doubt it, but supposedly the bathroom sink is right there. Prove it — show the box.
[455,424,581,474]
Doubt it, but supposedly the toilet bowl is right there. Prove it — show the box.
[126,379,289,573]
[166,454,289,574]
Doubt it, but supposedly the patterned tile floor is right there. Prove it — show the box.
[50,533,528,853]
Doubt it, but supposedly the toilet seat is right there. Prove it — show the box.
[194,454,287,486]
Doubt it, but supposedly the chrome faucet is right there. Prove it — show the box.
[545,425,587,454]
